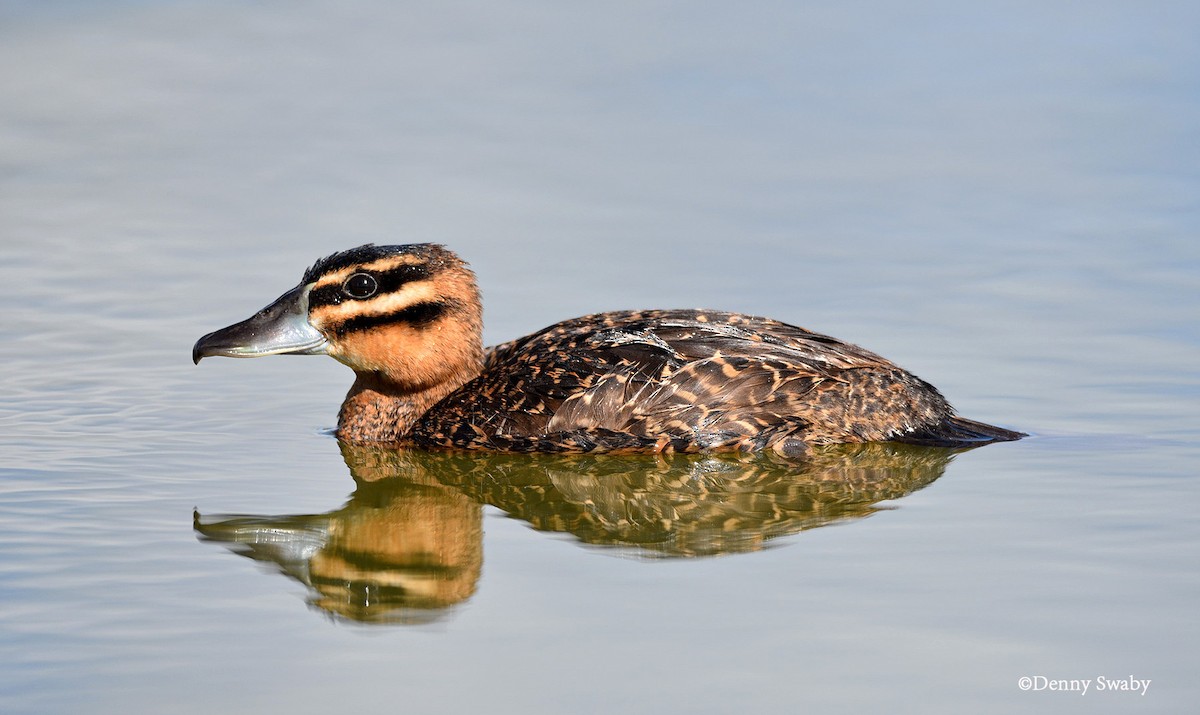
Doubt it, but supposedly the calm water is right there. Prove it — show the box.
[3,2,1198,714]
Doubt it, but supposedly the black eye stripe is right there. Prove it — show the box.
[331,300,451,336]
[309,264,431,306]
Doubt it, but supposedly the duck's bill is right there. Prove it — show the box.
[192,284,329,364]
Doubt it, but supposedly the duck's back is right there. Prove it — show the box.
[409,309,1016,455]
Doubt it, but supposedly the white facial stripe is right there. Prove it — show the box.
[311,280,441,324]
[312,256,425,290]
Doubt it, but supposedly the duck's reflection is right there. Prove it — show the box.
[196,442,959,624]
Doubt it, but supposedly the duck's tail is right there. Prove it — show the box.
[894,416,1026,448]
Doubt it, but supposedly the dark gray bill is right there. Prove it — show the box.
[192,284,328,364]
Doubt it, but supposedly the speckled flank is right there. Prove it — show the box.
[408,309,990,455]
[196,243,1024,455]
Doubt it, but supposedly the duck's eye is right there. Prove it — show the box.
[342,273,378,299]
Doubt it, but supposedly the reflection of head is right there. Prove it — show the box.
[198,441,958,624]
[307,478,482,623]
[196,474,481,625]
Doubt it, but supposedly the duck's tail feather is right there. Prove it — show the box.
[894,416,1026,448]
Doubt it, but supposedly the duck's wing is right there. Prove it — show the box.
[545,313,956,448]
[417,311,951,453]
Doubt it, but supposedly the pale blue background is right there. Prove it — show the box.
[2,2,1197,713]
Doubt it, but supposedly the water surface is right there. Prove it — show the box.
[2,2,1198,714]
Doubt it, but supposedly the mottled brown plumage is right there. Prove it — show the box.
[193,243,1023,456]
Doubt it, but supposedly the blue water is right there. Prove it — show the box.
[2,2,1198,713]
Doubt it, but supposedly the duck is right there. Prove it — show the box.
[192,243,1023,456]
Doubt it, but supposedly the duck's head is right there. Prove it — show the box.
[193,243,483,392]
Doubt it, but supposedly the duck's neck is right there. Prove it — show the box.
[337,362,483,443]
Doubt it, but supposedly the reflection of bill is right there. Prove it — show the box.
[196,441,961,624]
[195,475,481,625]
